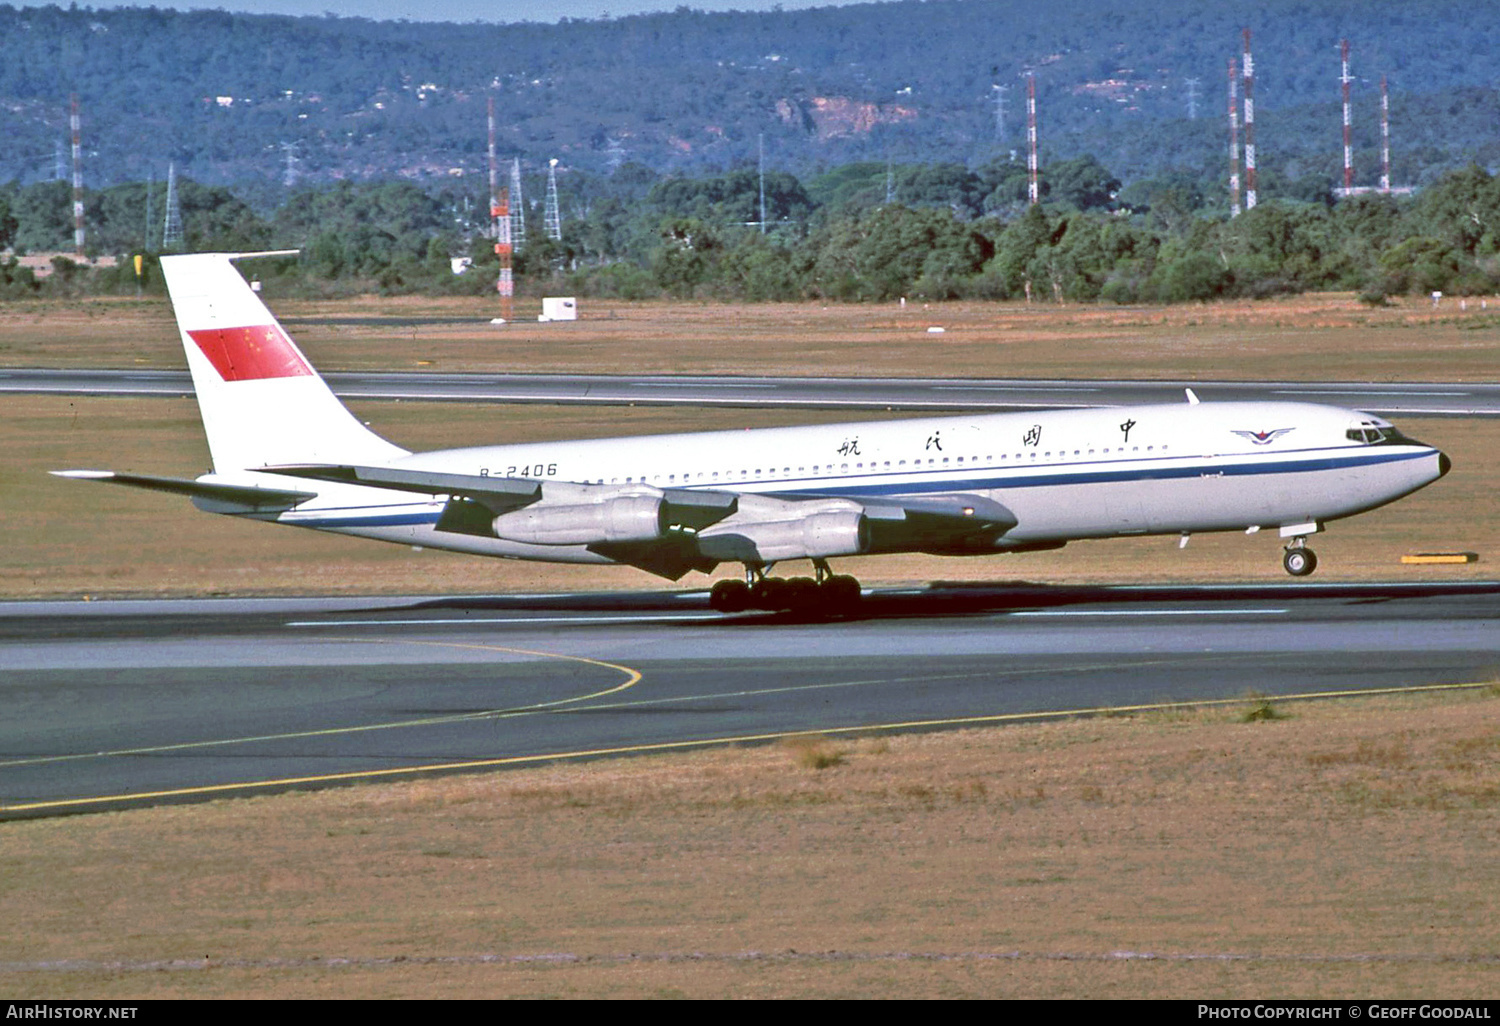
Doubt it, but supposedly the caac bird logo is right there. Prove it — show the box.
[1232,428,1296,446]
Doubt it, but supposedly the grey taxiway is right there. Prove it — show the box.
[3,581,1498,818]
[3,368,1498,417]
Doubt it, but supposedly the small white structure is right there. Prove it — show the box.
[539,296,577,322]
[450,257,472,275]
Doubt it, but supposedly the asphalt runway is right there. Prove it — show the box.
[3,581,1499,819]
[3,368,1497,416]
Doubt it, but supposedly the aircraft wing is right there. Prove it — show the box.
[262,463,1018,577]
[267,462,742,540]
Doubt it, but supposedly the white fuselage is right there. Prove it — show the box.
[246,399,1446,569]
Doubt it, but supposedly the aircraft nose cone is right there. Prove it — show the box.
[1438,452,1452,478]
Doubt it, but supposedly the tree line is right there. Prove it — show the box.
[2,157,1499,305]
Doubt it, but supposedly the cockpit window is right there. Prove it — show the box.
[1346,424,1414,446]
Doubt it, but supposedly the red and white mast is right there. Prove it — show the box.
[1026,73,1039,206]
[488,94,513,323]
[1228,57,1241,216]
[1242,29,1256,210]
[1380,75,1391,193]
[70,94,85,256]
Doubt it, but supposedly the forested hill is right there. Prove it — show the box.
[0,0,1497,192]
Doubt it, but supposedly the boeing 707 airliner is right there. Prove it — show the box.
[56,252,1450,612]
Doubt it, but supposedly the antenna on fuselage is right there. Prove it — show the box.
[1185,388,1201,405]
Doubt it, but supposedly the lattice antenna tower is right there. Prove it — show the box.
[544,158,562,241]
[991,84,1008,143]
[54,139,66,181]
[70,94,86,256]
[757,133,767,234]
[1242,28,1257,210]
[1228,57,1241,216]
[162,162,184,251]
[144,169,154,252]
[488,95,513,323]
[282,142,299,189]
[885,157,895,205]
[509,158,526,249]
[1026,73,1039,206]
[1185,77,1201,120]
[1341,40,1355,192]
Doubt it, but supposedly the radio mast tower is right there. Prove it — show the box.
[1185,77,1201,120]
[544,158,562,241]
[757,133,767,233]
[70,94,86,256]
[1026,73,1039,206]
[162,161,184,251]
[509,158,526,249]
[1340,39,1355,192]
[1380,75,1392,193]
[487,95,513,324]
[1242,29,1257,210]
[1228,57,1242,216]
[991,84,1008,143]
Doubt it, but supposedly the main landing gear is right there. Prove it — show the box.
[708,559,863,613]
[1282,537,1318,577]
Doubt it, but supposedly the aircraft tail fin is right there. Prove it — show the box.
[158,252,408,473]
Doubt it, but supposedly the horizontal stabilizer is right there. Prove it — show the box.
[268,463,542,509]
[52,470,316,512]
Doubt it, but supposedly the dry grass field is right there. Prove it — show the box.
[3,294,1499,999]
[2,689,1498,998]
[2,291,1500,380]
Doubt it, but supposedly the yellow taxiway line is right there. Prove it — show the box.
[3,677,1492,817]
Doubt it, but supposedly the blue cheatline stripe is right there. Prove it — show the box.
[279,447,1436,527]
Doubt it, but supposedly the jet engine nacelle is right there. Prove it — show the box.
[697,509,869,563]
[490,494,665,545]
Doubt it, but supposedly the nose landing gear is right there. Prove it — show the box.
[1282,538,1318,577]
